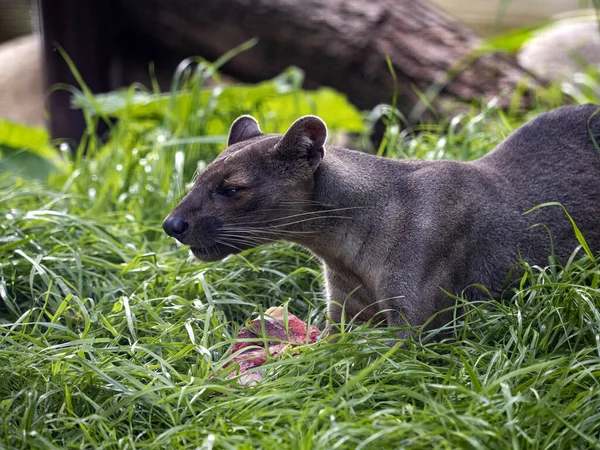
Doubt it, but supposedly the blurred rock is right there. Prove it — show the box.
[429,0,585,36]
[0,34,44,127]
[518,14,600,82]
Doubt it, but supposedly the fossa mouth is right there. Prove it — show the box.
[190,243,233,262]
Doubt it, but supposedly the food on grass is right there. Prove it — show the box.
[222,307,321,385]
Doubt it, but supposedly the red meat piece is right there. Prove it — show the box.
[222,308,321,385]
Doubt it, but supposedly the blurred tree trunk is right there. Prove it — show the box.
[38,0,116,142]
[120,0,537,121]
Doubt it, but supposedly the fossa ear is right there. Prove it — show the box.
[227,115,262,146]
[275,115,328,172]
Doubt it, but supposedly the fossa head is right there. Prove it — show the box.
[163,115,328,261]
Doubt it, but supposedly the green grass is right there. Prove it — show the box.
[1,58,600,449]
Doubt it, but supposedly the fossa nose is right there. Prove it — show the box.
[163,215,190,239]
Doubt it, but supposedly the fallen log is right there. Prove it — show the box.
[38,0,539,139]
[120,0,538,121]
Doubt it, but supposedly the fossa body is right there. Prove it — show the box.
[164,104,600,334]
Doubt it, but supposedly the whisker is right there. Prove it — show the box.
[198,242,212,259]
[217,233,272,246]
[278,200,341,207]
[228,207,361,227]
[218,230,273,240]
[220,226,318,236]
[265,215,353,228]
[214,239,245,253]
[270,206,363,221]
[219,234,271,245]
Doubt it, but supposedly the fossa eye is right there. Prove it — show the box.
[222,188,239,198]
[213,186,243,200]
